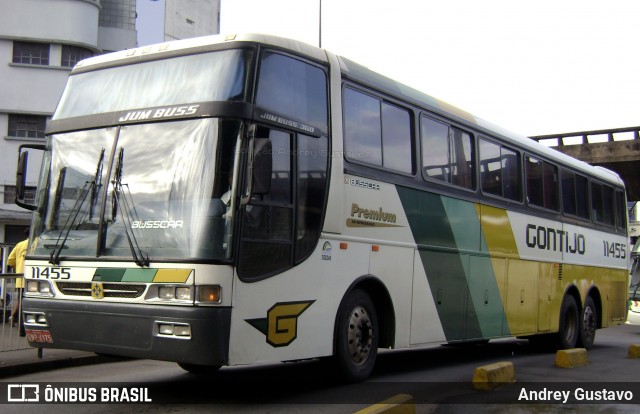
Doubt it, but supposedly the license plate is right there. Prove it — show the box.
[26,329,54,344]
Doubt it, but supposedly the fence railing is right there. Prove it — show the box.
[1,243,30,353]
[0,273,29,352]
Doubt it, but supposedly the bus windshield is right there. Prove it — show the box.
[53,49,250,119]
[31,118,241,262]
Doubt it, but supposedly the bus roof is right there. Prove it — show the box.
[74,33,623,188]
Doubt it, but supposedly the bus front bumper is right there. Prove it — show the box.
[22,298,231,367]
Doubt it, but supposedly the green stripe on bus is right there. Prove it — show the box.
[443,200,509,338]
[93,268,126,282]
[397,187,482,341]
[398,186,509,340]
[122,268,157,282]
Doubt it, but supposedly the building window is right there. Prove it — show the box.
[3,185,36,205]
[13,41,49,65]
[8,114,47,139]
[99,0,137,30]
[62,45,94,68]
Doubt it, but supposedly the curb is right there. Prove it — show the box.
[555,348,588,368]
[472,361,516,390]
[628,344,640,359]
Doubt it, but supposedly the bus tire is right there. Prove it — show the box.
[334,289,378,383]
[579,295,597,350]
[557,294,579,349]
[177,362,221,375]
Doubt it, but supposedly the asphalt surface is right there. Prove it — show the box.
[0,346,121,378]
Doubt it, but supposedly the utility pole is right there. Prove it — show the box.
[319,0,322,48]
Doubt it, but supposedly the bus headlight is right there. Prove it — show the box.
[197,285,222,304]
[175,287,191,300]
[26,280,54,297]
[147,285,193,303]
[158,286,176,300]
[154,321,191,339]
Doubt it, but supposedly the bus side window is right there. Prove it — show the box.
[525,156,542,206]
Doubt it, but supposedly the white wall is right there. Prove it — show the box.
[0,0,100,48]
[164,0,219,42]
[0,0,104,237]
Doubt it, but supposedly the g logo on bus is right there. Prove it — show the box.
[246,300,315,347]
[91,282,104,300]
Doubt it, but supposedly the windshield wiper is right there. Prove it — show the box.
[111,148,150,267]
[50,149,105,265]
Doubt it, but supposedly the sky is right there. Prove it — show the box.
[137,0,640,138]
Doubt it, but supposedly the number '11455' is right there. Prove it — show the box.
[31,267,71,279]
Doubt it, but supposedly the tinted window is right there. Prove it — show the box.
[451,129,474,188]
[296,135,329,262]
[343,87,413,173]
[562,169,589,219]
[256,52,328,131]
[575,174,589,219]
[382,103,412,173]
[344,89,382,165]
[422,116,474,189]
[238,127,329,280]
[591,182,615,226]
[526,155,558,210]
[479,138,519,200]
[591,182,604,223]
[616,190,626,230]
[239,128,293,278]
[421,117,450,182]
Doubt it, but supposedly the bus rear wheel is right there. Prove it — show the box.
[557,294,579,349]
[579,296,597,350]
[334,289,378,383]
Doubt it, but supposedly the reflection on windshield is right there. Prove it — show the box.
[54,49,250,119]
[32,129,116,258]
[49,148,105,265]
[31,119,241,262]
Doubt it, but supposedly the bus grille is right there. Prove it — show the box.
[56,282,146,299]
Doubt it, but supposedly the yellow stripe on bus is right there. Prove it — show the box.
[152,269,192,283]
[476,204,519,256]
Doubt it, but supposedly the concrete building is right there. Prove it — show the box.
[0,0,220,244]
[0,0,137,244]
[164,0,220,42]
[138,0,220,45]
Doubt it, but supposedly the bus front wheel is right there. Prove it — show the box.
[558,294,579,349]
[334,289,379,383]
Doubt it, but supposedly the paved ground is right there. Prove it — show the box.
[0,321,116,378]
[0,346,112,378]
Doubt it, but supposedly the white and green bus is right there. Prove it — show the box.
[16,34,629,382]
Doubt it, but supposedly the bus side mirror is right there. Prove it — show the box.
[241,134,272,205]
[16,144,45,211]
[251,138,272,195]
